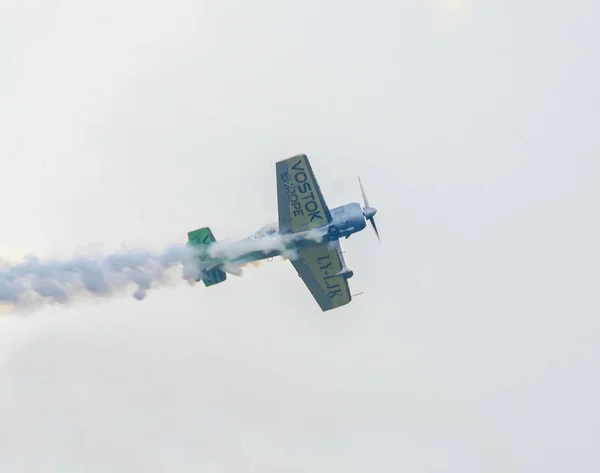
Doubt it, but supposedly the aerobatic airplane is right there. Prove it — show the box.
[186,154,379,311]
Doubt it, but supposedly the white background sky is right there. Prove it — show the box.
[1,0,599,471]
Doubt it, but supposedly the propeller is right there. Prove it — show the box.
[358,177,380,242]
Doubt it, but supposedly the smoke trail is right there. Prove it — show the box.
[0,231,323,311]
[0,244,193,309]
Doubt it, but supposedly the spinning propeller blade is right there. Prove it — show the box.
[358,177,380,242]
[359,176,370,208]
[370,216,380,241]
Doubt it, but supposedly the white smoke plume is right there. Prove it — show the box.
[0,244,195,309]
[0,231,322,312]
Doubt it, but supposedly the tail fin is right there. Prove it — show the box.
[187,227,227,287]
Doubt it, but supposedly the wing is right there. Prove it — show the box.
[290,241,352,312]
[276,154,333,234]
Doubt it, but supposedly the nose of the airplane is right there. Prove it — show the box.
[363,206,377,220]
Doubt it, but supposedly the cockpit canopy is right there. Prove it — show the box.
[248,222,279,239]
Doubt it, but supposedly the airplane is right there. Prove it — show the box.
[186,154,380,311]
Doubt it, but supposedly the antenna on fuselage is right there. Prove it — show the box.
[351,291,365,297]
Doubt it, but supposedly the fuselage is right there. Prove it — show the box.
[233,202,367,266]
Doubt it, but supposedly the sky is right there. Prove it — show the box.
[1,0,599,471]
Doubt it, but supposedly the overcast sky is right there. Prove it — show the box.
[1,0,599,471]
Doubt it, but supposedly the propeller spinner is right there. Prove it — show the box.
[358,177,380,242]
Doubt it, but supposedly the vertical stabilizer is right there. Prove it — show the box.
[187,227,227,286]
